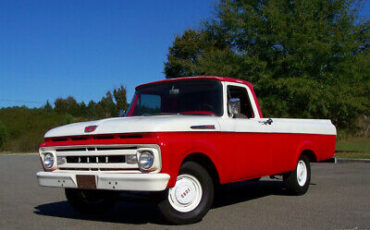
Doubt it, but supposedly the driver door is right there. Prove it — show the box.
[222,83,272,180]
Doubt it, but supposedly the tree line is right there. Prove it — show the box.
[51,85,128,119]
[0,85,129,152]
[164,0,369,133]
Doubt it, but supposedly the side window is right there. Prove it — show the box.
[133,94,161,115]
[227,85,254,118]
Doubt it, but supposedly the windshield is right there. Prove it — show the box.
[127,79,223,116]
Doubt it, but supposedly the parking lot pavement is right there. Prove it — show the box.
[0,154,369,230]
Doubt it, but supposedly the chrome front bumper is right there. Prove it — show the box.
[36,171,170,191]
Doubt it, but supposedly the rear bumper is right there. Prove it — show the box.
[36,171,170,191]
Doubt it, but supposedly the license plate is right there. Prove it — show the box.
[76,175,97,189]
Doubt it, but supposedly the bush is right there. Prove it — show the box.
[0,121,7,150]
[0,107,85,152]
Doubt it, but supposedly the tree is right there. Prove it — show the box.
[0,84,130,152]
[51,85,129,119]
[43,100,53,112]
[113,85,129,116]
[164,0,369,130]
[87,100,97,118]
[54,98,67,114]
[164,29,233,77]
[96,91,116,118]
[54,96,79,116]
[78,101,87,117]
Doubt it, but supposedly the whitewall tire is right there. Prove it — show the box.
[284,155,311,195]
[157,161,214,224]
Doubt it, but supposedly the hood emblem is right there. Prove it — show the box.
[84,125,97,133]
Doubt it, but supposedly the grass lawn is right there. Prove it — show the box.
[335,137,370,159]
[335,152,370,159]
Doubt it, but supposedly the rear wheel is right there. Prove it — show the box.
[65,189,119,214]
[283,155,311,195]
[157,161,214,224]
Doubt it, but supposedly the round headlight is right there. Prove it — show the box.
[138,151,154,170]
[43,153,55,169]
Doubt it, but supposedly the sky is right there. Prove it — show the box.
[0,0,369,108]
[0,0,218,108]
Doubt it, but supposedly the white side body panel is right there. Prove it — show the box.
[45,115,336,138]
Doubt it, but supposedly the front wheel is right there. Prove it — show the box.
[157,161,214,224]
[283,155,311,195]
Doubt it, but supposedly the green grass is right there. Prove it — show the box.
[335,137,370,159]
[335,152,370,159]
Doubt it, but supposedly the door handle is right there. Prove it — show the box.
[259,118,273,125]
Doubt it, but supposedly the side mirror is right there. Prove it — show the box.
[228,98,241,118]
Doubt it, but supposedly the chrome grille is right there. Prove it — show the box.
[65,155,126,164]
[54,145,139,171]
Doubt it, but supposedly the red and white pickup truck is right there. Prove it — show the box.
[37,76,336,224]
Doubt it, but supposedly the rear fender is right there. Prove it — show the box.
[293,140,317,168]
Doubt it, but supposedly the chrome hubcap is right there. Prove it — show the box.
[168,174,202,212]
[297,160,307,186]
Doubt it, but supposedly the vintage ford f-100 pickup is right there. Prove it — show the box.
[37,76,336,224]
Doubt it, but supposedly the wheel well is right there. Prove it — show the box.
[182,153,220,186]
[302,150,317,162]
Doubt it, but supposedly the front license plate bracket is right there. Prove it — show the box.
[76,175,97,189]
